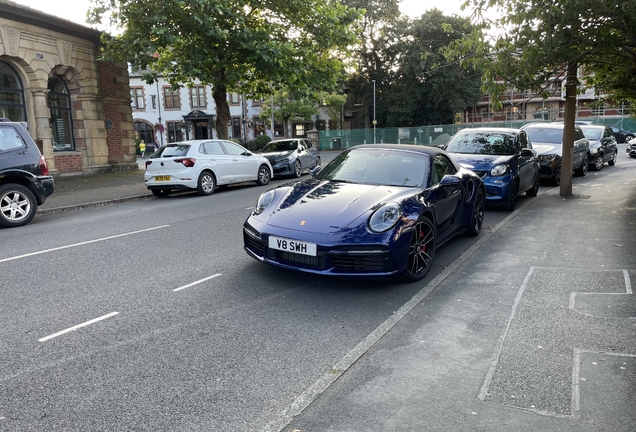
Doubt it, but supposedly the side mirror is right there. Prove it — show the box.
[520,148,534,157]
[310,165,322,177]
[439,175,460,186]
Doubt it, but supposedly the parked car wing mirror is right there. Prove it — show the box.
[310,165,322,177]
[439,175,460,186]
[520,148,534,157]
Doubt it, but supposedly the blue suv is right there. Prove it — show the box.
[445,127,540,211]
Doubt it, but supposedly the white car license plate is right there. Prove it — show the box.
[268,235,317,256]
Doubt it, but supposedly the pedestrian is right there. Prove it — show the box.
[153,141,159,152]
[139,140,146,159]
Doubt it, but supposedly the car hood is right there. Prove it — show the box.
[532,142,562,156]
[446,153,512,170]
[260,150,293,160]
[266,179,413,234]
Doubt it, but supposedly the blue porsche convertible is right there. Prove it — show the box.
[243,144,485,282]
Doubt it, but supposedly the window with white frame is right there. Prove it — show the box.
[163,86,181,110]
[189,86,206,109]
[533,107,550,120]
[130,87,145,110]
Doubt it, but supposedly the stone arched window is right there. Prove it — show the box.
[48,75,75,151]
[133,121,155,145]
[0,61,26,121]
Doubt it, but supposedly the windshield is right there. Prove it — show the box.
[579,126,602,141]
[524,127,563,144]
[316,148,428,187]
[446,131,516,155]
[261,140,298,152]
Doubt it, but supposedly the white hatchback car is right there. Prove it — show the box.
[144,139,272,197]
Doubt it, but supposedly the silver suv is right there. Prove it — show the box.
[259,138,321,178]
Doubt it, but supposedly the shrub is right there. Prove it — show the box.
[247,134,271,152]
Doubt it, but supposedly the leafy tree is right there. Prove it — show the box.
[89,0,361,139]
[319,92,348,130]
[444,0,636,195]
[259,90,318,138]
[388,10,483,126]
[341,0,402,128]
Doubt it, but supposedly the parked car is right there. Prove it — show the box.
[444,127,540,211]
[259,138,321,178]
[243,144,485,282]
[578,125,618,170]
[610,126,636,144]
[521,123,590,185]
[144,140,272,197]
[626,137,636,158]
[0,119,55,228]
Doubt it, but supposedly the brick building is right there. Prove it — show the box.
[0,0,136,175]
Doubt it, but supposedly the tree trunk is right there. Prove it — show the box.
[213,84,230,140]
[560,61,578,196]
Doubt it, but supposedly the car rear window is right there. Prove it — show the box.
[0,126,26,152]
[155,144,190,158]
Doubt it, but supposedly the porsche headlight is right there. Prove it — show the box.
[539,154,557,163]
[490,164,508,177]
[369,203,402,233]
[254,190,275,215]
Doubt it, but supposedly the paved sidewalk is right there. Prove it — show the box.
[39,158,150,212]
[278,160,636,432]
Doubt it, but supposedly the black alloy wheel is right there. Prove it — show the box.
[608,151,617,166]
[574,155,589,176]
[293,160,302,178]
[256,165,271,186]
[553,164,561,186]
[624,135,634,143]
[526,173,540,197]
[592,154,604,171]
[0,184,37,228]
[503,180,518,212]
[196,171,216,196]
[403,217,436,282]
[466,188,484,237]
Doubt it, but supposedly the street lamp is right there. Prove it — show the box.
[372,80,377,144]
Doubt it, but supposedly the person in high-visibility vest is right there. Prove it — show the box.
[139,140,146,159]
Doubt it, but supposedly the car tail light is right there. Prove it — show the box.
[175,158,196,167]
[145,160,152,168]
[39,155,50,176]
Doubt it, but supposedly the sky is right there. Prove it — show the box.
[13,0,473,29]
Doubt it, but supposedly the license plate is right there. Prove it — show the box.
[268,235,317,256]
[155,176,171,181]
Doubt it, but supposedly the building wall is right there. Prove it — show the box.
[0,5,136,176]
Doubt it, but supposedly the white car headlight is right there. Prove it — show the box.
[590,148,598,154]
[254,190,275,215]
[490,164,508,176]
[369,203,402,233]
